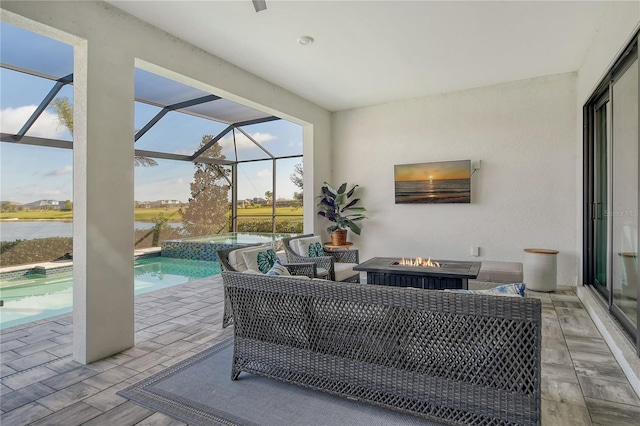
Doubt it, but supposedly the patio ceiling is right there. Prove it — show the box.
[108,1,612,111]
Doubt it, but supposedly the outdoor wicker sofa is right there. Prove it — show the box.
[222,271,542,425]
[282,234,360,282]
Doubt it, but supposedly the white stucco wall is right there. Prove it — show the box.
[1,1,331,362]
[332,73,578,286]
[577,2,640,105]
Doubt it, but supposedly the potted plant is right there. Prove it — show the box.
[317,182,367,246]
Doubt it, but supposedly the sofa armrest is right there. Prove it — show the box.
[325,248,359,264]
[282,262,318,278]
[286,253,335,279]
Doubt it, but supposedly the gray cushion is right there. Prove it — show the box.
[334,262,358,282]
[476,261,523,283]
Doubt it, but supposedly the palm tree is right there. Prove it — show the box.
[50,97,158,167]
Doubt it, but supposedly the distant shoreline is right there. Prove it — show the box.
[0,218,173,223]
[0,218,74,222]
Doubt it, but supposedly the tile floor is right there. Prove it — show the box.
[1,276,639,425]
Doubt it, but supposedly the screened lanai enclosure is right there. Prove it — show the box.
[0,22,304,249]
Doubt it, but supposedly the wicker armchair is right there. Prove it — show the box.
[282,234,360,282]
[217,245,318,277]
[217,244,318,327]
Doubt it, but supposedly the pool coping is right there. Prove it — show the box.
[0,247,162,281]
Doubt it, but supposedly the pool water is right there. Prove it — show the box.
[0,256,221,330]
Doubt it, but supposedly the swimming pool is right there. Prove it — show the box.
[0,256,221,330]
[161,232,297,261]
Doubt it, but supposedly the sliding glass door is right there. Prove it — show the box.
[584,35,639,357]
[610,57,638,331]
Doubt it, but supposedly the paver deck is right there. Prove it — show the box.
[1,276,639,425]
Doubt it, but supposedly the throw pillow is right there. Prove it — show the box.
[289,239,302,256]
[242,247,278,274]
[266,260,291,276]
[296,236,324,257]
[228,245,270,272]
[446,283,526,297]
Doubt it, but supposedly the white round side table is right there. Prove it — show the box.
[523,248,559,292]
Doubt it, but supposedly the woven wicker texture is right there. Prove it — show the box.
[282,234,360,282]
[217,245,318,328]
[223,271,542,426]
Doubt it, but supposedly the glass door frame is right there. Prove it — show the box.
[583,33,639,357]
[597,93,610,298]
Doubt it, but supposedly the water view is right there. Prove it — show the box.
[0,221,183,242]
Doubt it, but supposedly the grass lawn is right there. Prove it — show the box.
[1,206,304,222]
[133,207,183,221]
[237,206,303,217]
[0,210,73,220]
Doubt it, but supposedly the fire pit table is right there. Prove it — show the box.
[354,257,481,290]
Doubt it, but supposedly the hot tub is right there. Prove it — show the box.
[161,232,298,261]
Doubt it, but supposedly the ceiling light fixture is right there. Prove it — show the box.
[298,36,315,46]
[252,0,267,12]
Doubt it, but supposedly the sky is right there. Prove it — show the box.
[394,160,471,182]
[0,22,303,205]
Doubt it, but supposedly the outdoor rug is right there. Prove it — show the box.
[118,338,444,426]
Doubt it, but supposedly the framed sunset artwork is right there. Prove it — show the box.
[394,160,471,204]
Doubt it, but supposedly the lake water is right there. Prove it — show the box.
[0,221,183,242]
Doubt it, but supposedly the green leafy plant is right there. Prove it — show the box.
[317,182,366,235]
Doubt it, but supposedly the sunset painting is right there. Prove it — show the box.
[394,160,471,204]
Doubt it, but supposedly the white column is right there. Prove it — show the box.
[305,116,332,235]
[73,41,135,363]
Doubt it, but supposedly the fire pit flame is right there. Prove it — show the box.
[399,257,441,268]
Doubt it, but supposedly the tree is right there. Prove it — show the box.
[50,96,158,167]
[63,200,73,211]
[51,97,73,133]
[179,135,231,236]
[150,214,169,246]
[290,163,303,190]
[290,163,303,208]
[264,191,273,206]
[0,202,16,212]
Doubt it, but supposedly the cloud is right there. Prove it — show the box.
[38,189,62,196]
[220,131,276,150]
[9,188,64,203]
[0,106,67,139]
[134,176,192,203]
[44,165,73,176]
[256,169,271,178]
